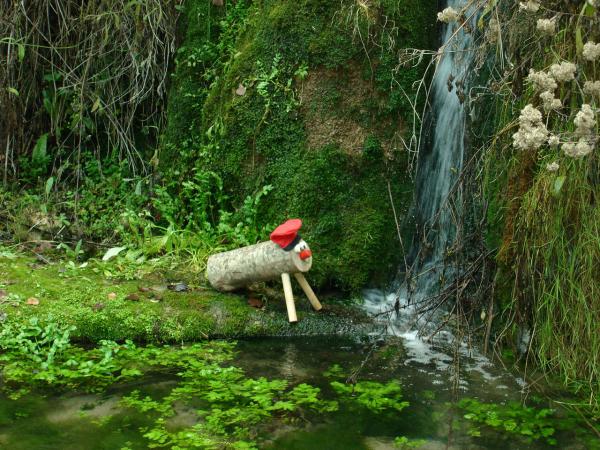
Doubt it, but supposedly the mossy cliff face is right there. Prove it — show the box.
[162,0,437,291]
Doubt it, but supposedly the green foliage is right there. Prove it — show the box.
[330,380,409,414]
[0,314,243,400]
[458,398,567,445]
[18,134,51,182]
[122,367,338,449]
[75,160,150,241]
[117,344,339,449]
[394,436,426,449]
[0,317,144,397]
[323,363,345,379]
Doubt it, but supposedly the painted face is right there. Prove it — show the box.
[293,240,312,260]
[293,240,307,252]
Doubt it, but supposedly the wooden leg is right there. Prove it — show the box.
[281,273,297,323]
[293,273,322,311]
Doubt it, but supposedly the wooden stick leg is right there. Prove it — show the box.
[293,273,322,311]
[281,273,297,323]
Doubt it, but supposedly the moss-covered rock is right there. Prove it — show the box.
[162,0,437,291]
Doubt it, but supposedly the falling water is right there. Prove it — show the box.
[412,0,477,271]
[364,0,485,366]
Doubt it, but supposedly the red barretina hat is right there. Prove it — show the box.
[270,219,302,251]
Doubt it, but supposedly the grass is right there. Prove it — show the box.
[466,0,600,414]
[514,157,600,407]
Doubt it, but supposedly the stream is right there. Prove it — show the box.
[0,337,594,449]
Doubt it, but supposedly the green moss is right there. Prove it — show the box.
[162,1,212,154]
[163,0,437,292]
[0,256,365,343]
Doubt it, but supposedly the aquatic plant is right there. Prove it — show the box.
[0,316,342,447]
[0,317,159,397]
[394,436,426,449]
[331,380,409,414]
[458,398,574,446]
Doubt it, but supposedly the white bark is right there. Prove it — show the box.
[206,241,312,291]
[294,272,322,311]
[281,273,297,322]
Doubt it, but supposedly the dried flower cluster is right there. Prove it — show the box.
[583,80,600,97]
[437,7,459,23]
[574,104,595,136]
[562,140,593,158]
[519,1,541,12]
[548,135,560,147]
[582,41,600,62]
[536,18,555,35]
[520,55,598,159]
[549,62,577,82]
[513,105,549,150]
[561,105,596,158]
[527,69,557,92]
[540,91,562,111]
[546,161,560,172]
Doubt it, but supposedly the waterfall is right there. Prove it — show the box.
[413,0,476,270]
[364,0,481,341]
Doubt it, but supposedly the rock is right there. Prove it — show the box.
[26,297,40,306]
[46,395,121,424]
[167,282,188,292]
[0,289,7,298]
[107,292,117,300]
[125,293,140,301]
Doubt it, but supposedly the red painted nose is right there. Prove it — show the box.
[299,249,312,260]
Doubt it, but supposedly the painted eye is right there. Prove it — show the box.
[294,242,307,253]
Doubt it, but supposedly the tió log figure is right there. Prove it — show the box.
[206,219,322,322]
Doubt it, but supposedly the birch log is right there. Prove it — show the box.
[206,241,312,291]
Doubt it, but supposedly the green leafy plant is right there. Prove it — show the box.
[458,398,569,445]
[121,349,337,448]
[394,436,426,449]
[323,363,345,379]
[56,239,84,261]
[0,318,143,397]
[331,380,409,414]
